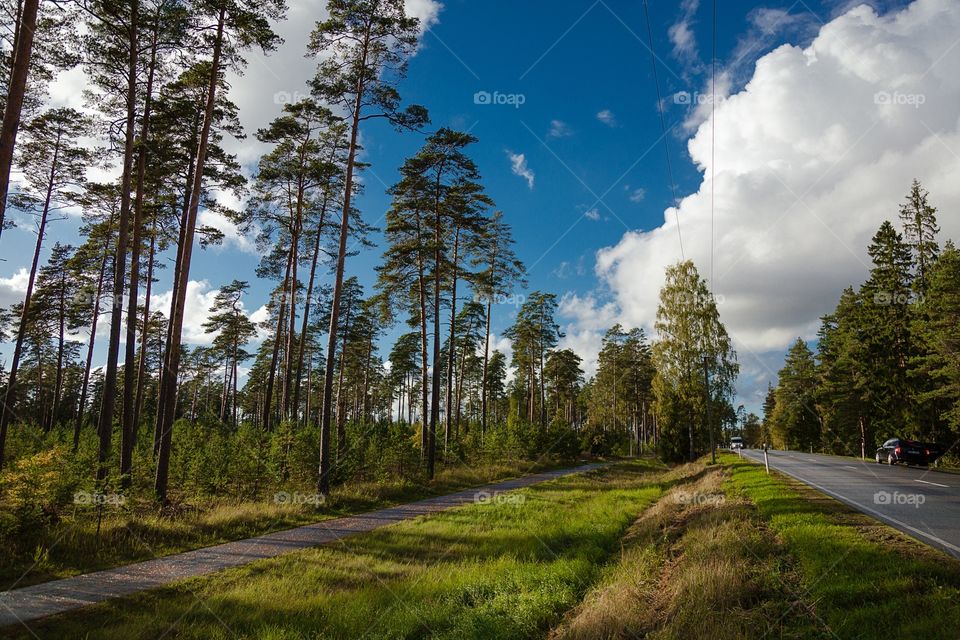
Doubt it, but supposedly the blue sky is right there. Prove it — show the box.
[4,0,957,415]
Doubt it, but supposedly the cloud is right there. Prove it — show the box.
[628,187,646,203]
[557,292,620,377]
[507,151,535,189]
[405,0,443,34]
[584,208,600,221]
[150,280,254,347]
[596,109,616,126]
[668,0,700,65]
[198,205,255,254]
[568,0,960,407]
[547,119,572,138]
[0,268,28,312]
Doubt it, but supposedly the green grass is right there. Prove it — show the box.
[5,460,667,640]
[725,455,960,638]
[0,458,572,589]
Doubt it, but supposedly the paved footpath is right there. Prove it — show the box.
[0,463,602,629]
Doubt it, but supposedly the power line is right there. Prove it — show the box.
[711,0,717,291]
[642,0,684,261]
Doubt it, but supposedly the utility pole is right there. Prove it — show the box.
[704,356,715,465]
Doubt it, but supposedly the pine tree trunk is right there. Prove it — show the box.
[74,226,111,452]
[481,297,491,435]
[154,8,226,503]
[133,225,156,437]
[428,203,442,479]
[263,249,293,432]
[318,42,369,494]
[292,190,331,425]
[0,0,38,241]
[443,227,461,452]
[154,167,194,458]
[281,207,300,420]
[334,297,352,462]
[98,0,139,483]
[120,14,159,484]
[49,269,67,431]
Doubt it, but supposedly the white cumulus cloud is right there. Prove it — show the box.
[569,0,960,406]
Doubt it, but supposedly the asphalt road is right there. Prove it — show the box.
[740,449,960,559]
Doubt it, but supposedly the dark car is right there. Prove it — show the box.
[875,438,928,466]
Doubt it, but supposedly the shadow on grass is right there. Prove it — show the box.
[4,461,668,640]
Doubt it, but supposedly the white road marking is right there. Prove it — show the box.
[915,479,949,488]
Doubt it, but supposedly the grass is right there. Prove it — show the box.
[725,454,960,638]
[1,457,573,590]
[10,454,960,639]
[550,462,815,639]
[4,459,668,639]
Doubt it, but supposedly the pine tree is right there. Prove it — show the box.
[859,221,914,438]
[898,179,939,296]
[203,280,257,427]
[912,241,960,440]
[309,0,428,494]
[154,0,284,503]
[505,292,562,427]
[474,210,524,437]
[770,338,820,450]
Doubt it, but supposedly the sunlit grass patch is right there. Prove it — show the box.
[726,455,960,638]
[8,460,666,639]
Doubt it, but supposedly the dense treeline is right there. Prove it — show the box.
[763,181,958,461]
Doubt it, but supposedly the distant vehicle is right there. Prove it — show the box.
[875,438,928,466]
[730,436,744,450]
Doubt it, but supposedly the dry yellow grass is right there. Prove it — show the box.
[551,463,809,640]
